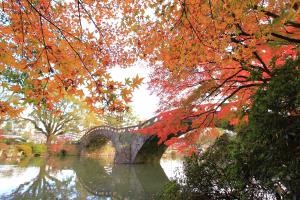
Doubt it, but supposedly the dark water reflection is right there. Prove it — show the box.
[0,157,177,200]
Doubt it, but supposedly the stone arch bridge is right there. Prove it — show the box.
[79,117,168,164]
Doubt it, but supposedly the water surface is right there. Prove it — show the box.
[0,157,183,200]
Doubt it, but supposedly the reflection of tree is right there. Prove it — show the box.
[74,157,169,199]
[0,168,14,177]
[0,157,171,199]
[73,158,115,197]
[0,158,75,200]
[133,164,170,197]
[0,166,28,179]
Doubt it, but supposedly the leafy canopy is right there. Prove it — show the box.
[122,0,300,146]
[161,57,300,199]
[0,0,143,119]
[0,0,299,148]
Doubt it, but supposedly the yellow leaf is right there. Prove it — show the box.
[11,85,21,92]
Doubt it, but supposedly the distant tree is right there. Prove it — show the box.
[65,95,103,131]
[103,107,140,127]
[1,121,13,133]
[23,100,81,146]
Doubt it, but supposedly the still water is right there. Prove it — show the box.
[0,157,183,200]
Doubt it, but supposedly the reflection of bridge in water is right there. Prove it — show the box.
[79,116,169,164]
[73,158,170,199]
[0,157,170,200]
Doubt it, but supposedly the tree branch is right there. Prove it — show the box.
[21,117,47,136]
[271,32,300,44]
[253,51,272,75]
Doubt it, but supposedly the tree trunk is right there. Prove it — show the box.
[45,135,52,157]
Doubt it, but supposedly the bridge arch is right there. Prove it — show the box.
[80,126,119,150]
[80,126,170,164]
[80,126,151,163]
[133,135,167,164]
[79,123,230,164]
[79,117,165,164]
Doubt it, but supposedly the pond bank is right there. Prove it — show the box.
[0,142,80,161]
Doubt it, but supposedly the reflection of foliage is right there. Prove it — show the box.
[73,158,112,193]
[74,157,169,199]
[0,168,14,177]
[0,156,170,199]
[0,159,74,200]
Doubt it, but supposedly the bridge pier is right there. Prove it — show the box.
[79,121,167,164]
[114,145,132,164]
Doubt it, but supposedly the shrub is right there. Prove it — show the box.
[156,180,182,200]
[50,144,78,156]
[0,143,8,158]
[31,144,47,156]
[0,133,4,143]
[168,58,300,200]
[62,144,78,156]
[181,136,246,200]
[16,144,32,157]
[49,139,79,156]
[2,138,22,145]
[0,143,8,150]
[49,142,64,156]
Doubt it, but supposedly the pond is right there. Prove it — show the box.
[0,156,183,200]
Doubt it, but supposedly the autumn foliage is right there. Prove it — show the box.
[0,0,300,150]
[49,138,77,156]
[121,0,300,148]
[0,0,143,118]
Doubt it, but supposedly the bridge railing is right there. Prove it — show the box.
[80,116,159,143]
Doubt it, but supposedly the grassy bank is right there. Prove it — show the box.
[0,141,80,160]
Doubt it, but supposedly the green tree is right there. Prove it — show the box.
[22,100,81,146]
[162,58,300,199]
[103,107,140,127]
[240,57,300,198]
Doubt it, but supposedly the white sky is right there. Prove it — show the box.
[109,61,159,120]
[74,7,159,121]
[17,62,159,122]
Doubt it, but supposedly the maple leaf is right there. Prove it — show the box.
[132,75,143,89]
[121,88,132,103]
[10,85,21,92]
